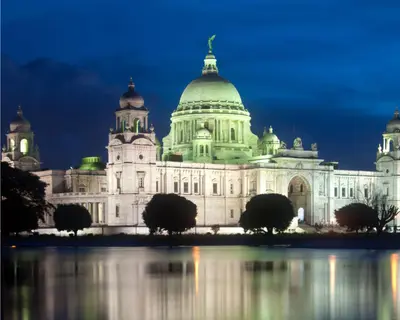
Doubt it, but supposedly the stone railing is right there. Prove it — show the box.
[51,192,108,198]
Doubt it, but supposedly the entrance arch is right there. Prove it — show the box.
[288,176,312,224]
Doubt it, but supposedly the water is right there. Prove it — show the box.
[2,246,400,320]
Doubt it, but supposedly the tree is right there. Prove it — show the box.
[53,204,92,236]
[238,193,295,235]
[334,203,377,233]
[142,194,197,236]
[1,162,53,235]
[355,190,399,234]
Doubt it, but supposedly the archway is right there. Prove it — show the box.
[288,176,312,224]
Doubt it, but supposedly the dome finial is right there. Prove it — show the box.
[128,77,135,90]
[202,37,219,75]
[17,105,23,117]
[269,126,273,134]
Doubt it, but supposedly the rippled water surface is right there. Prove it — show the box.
[2,246,400,320]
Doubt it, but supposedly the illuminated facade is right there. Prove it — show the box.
[3,44,400,233]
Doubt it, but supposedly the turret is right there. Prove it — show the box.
[1,106,41,171]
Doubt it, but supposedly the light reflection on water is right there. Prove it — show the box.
[2,246,400,320]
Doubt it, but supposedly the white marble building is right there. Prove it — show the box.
[3,45,400,233]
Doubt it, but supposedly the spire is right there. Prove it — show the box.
[128,77,135,90]
[269,126,273,134]
[17,105,23,117]
[202,35,218,75]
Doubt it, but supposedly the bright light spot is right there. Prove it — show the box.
[329,255,336,296]
[298,208,304,221]
[20,139,28,154]
[391,253,398,307]
[11,245,16,248]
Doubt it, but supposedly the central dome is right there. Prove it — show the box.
[179,73,242,105]
[176,52,244,111]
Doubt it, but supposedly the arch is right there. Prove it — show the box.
[200,145,204,154]
[204,122,209,129]
[287,175,312,224]
[205,145,209,154]
[109,138,123,146]
[20,138,28,154]
[231,128,236,141]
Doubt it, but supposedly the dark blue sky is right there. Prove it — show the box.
[2,0,400,170]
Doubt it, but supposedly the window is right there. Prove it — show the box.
[156,181,159,193]
[231,128,236,141]
[230,184,234,194]
[364,188,368,199]
[79,187,86,193]
[138,177,144,188]
[213,183,218,194]
[194,182,199,194]
[387,187,390,196]
[174,181,179,193]
[300,184,304,193]
[200,145,204,154]
[342,187,346,197]
[334,187,338,197]
[20,138,28,154]
[230,209,234,218]
[101,187,107,192]
[115,205,120,218]
[350,188,354,198]
[289,185,294,193]
[116,177,121,189]
[206,145,209,154]
[183,182,189,193]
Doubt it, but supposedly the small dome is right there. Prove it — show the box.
[260,126,279,144]
[386,108,400,133]
[195,127,212,139]
[119,78,144,108]
[10,106,31,132]
[78,156,106,171]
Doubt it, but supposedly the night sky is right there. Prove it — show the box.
[2,0,400,170]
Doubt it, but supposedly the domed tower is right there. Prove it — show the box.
[258,126,280,156]
[106,79,159,225]
[376,108,400,223]
[162,36,259,163]
[2,106,40,171]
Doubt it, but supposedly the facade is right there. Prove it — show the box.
[3,45,400,233]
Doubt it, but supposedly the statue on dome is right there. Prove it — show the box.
[378,144,382,153]
[208,35,216,53]
[280,141,287,149]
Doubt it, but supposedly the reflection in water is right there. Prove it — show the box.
[2,247,400,320]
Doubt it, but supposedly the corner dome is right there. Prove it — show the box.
[176,49,244,111]
[260,126,279,143]
[386,108,400,133]
[119,78,145,109]
[78,156,106,171]
[10,106,31,132]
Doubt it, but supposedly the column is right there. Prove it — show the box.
[228,120,231,142]
[93,202,98,224]
[145,117,148,131]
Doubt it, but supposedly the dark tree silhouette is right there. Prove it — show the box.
[334,203,377,233]
[53,204,92,236]
[239,193,295,235]
[142,194,197,235]
[1,162,53,235]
